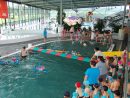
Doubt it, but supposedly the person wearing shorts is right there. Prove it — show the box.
[21,46,28,60]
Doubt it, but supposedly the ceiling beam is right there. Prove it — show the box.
[20,0,58,9]
[7,0,128,10]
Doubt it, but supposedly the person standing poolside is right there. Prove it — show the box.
[96,56,108,79]
[43,28,47,43]
[84,60,100,90]
[93,84,100,98]
[20,46,28,60]
[75,82,84,98]
[92,47,104,58]
[101,86,109,98]
[69,26,74,40]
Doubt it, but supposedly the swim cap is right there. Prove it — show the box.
[75,82,81,88]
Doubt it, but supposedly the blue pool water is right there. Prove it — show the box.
[0,41,108,98]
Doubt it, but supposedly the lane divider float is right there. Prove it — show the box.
[31,47,90,62]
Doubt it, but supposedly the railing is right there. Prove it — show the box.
[123,64,128,98]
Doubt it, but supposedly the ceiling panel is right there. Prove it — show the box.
[7,0,130,10]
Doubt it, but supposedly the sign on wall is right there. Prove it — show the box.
[0,0,8,18]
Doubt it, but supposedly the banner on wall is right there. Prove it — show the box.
[0,0,8,18]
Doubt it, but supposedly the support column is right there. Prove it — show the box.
[60,0,63,26]
[28,6,30,29]
[12,3,15,30]
[31,6,33,29]
[31,7,35,30]
[44,10,46,24]
[123,0,129,98]
[34,7,36,30]
[7,1,11,29]
[24,5,26,26]
[21,5,24,27]
[122,0,128,27]
[18,4,20,28]
[39,8,41,29]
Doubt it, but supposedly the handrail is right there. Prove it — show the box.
[123,64,128,98]
[123,50,129,98]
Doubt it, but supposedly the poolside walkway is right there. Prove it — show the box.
[0,32,121,57]
[0,28,61,56]
[0,29,59,45]
[0,37,60,57]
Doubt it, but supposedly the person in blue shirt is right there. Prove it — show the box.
[84,60,100,90]
[43,28,47,43]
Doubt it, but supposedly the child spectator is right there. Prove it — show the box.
[84,60,100,90]
[117,57,123,69]
[105,56,110,69]
[109,57,116,77]
[93,84,100,98]
[101,86,109,98]
[113,90,120,98]
[96,56,108,79]
[110,76,121,91]
[92,47,104,58]
[113,55,118,66]
[84,86,91,98]
[75,82,84,98]
[64,91,70,98]
[106,72,114,84]
[98,77,108,89]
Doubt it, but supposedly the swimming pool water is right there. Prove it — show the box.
[0,41,108,98]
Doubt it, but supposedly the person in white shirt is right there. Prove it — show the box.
[92,47,104,58]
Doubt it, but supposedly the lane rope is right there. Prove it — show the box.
[31,47,90,62]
